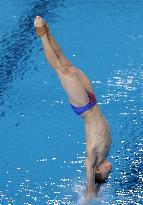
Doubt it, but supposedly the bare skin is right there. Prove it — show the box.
[34,16,112,199]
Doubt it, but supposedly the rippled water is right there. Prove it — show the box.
[0,0,143,204]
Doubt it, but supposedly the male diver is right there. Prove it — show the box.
[34,16,112,198]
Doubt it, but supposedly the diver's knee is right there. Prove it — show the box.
[58,65,75,75]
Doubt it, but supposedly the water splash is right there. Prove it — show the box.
[71,182,114,205]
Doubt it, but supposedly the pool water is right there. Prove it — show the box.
[0,0,142,204]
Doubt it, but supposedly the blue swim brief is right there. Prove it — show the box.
[70,92,97,115]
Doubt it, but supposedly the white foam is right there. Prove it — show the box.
[72,182,113,205]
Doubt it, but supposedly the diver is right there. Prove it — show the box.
[34,16,112,199]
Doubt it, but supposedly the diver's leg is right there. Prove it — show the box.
[76,69,94,94]
[35,17,95,95]
[56,69,89,106]
[34,16,89,106]
[46,25,72,67]
[47,24,95,94]
[35,16,72,67]
[34,16,65,71]
[34,16,96,106]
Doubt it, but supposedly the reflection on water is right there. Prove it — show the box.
[0,0,143,205]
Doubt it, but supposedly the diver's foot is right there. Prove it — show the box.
[95,160,112,183]
[34,16,49,38]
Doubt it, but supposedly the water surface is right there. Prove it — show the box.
[0,0,142,204]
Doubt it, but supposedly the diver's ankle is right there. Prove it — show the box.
[41,33,49,42]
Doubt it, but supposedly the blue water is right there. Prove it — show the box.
[0,0,143,204]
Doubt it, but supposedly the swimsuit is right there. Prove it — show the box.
[70,92,97,115]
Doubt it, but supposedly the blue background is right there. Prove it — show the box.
[0,0,142,204]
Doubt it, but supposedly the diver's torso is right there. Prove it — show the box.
[83,104,112,150]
